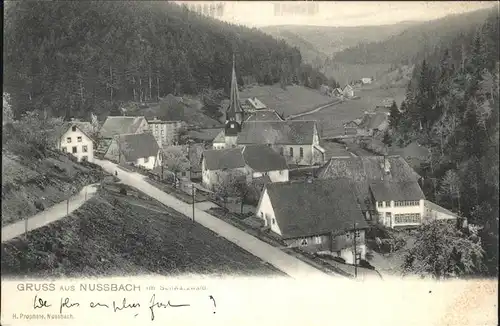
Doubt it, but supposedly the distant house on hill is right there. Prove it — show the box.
[104,133,161,170]
[55,121,95,163]
[332,88,343,98]
[342,85,355,98]
[256,178,368,263]
[361,77,373,84]
[201,144,289,190]
[245,97,267,110]
[317,155,423,227]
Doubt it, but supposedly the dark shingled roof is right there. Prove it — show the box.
[100,116,147,138]
[245,110,284,122]
[116,133,160,162]
[242,144,288,172]
[202,145,288,172]
[264,179,368,239]
[369,181,425,201]
[317,156,423,209]
[236,120,316,145]
[358,112,388,130]
[202,148,246,170]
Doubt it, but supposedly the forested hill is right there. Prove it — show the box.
[388,11,499,276]
[332,7,496,65]
[4,1,330,120]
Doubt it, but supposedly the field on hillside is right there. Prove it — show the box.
[322,63,392,83]
[1,184,283,278]
[296,86,406,138]
[1,150,105,227]
[239,84,334,116]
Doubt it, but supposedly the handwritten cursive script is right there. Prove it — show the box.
[148,294,190,321]
[33,295,52,309]
[113,298,140,317]
[60,297,80,314]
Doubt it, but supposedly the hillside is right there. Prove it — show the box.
[4,1,333,120]
[1,150,105,227]
[333,7,496,65]
[261,22,418,65]
[1,183,283,277]
[389,11,499,276]
[236,84,335,116]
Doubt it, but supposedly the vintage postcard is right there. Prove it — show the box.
[2,1,498,325]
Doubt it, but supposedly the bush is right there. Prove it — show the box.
[119,187,127,195]
[34,200,45,211]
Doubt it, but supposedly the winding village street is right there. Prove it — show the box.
[93,159,334,280]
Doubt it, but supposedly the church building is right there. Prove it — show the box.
[213,56,325,166]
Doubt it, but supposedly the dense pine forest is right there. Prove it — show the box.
[4,1,333,120]
[389,11,499,276]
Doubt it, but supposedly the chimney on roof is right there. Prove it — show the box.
[383,155,391,174]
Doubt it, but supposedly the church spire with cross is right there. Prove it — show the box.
[225,54,244,135]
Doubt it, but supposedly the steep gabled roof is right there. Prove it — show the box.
[245,110,284,122]
[237,120,317,145]
[369,181,425,201]
[99,116,147,138]
[317,156,422,209]
[202,144,288,172]
[242,144,288,172]
[264,179,368,239]
[115,133,160,162]
[202,148,246,170]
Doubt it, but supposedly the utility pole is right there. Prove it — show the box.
[353,222,358,278]
[24,216,28,239]
[192,185,196,223]
[67,197,70,215]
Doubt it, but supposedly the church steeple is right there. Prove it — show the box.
[226,54,244,125]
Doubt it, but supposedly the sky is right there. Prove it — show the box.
[176,1,497,27]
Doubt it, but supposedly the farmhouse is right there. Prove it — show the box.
[148,117,184,147]
[332,88,343,98]
[317,155,423,225]
[369,181,426,228]
[256,179,368,263]
[97,116,149,153]
[104,132,161,170]
[342,85,355,98]
[212,56,325,166]
[201,144,289,190]
[56,121,95,163]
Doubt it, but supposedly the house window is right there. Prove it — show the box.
[72,126,77,132]
[260,212,264,218]
[81,156,88,162]
[77,136,82,142]
[394,213,421,224]
[299,147,303,158]
[61,147,67,153]
[346,233,350,239]
[377,201,383,208]
[355,230,360,238]
[181,171,186,176]
[144,157,149,163]
[289,147,293,157]
[279,170,283,175]
[72,146,77,154]
[66,137,71,143]
[314,236,322,244]
[272,218,275,225]
[384,201,390,207]
[82,145,88,153]
[280,147,284,156]
[300,239,308,246]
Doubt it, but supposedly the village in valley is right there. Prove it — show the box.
[2,1,498,281]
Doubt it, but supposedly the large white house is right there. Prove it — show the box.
[256,179,369,264]
[201,144,289,190]
[104,133,162,170]
[57,121,95,163]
